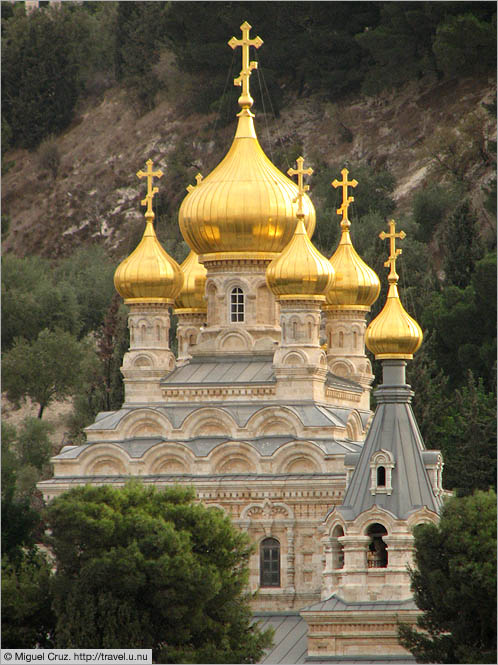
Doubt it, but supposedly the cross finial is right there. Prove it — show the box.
[136,159,163,219]
[288,156,313,217]
[379,219,406,284]
[186,173,203,193]
[228,21,263,110]
[331,168,358,229]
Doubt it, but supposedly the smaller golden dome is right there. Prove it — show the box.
[266,219,334,300]
[326,229,380,310]
[114,220,183,305]
[366,219,422,359]
[365,283,423,359]
[174,251,207,312]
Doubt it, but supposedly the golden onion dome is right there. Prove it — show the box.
[174,250,207,312]
[179,110,315,261]
[365,283,423,359]
[266,218,334,300]
[326,228,380,309]
[365,219,422,359]
[114,219,183,305]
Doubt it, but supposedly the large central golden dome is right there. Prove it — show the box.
[179,22,314,261]
[179,110,315,261]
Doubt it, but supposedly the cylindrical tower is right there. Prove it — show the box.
[114,161,183,403]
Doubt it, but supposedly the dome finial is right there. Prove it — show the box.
[228,21,263,111]
[331,168,358,230]
[288,156,313,218]
[379,219,407,285]
[136,159,163,221]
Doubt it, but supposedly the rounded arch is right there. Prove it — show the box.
[215,328,253,352]
[330,359,355,379]
[246,406,303,438]
[272,440,325,474]
[182,407,237,438]
[131,353,153,368]
[365,522,388,568]
[346,410,363,441]
[80,443,129,476]
[207,441,259,474]
[142,442,195,474]
[119,409,172,439]
[282,350,306,366]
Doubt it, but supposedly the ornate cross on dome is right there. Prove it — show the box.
[380,219,406,283]
[228,21,263,109]
[288,156,313,217]
[332,168,358,228]
[137,159,163,219]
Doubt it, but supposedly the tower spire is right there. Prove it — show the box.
[136,159,163,220]
[228,21,263,110]
[331,168,358,229]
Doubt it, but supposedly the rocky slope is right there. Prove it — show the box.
[2,74,496,260]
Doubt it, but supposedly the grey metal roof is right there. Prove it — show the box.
[162,354,276,386]
[301,594,417,613]
[85,401,369,434]
[254,613,308,664]
[52,435,361,460]
[339,384,443,521]
[161,354,363,393]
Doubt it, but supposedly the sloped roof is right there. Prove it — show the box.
[339,384,443,521]
[254,613,308,664]
[301,594,417,613]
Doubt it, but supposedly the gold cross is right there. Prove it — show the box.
[331,168,358,228]
[136,159,163,219]
[288,156,313,217]
[186,173,203,193]
[228,21,263,109]
[379,219,406,283]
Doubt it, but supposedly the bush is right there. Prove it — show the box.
[37,136,61,179]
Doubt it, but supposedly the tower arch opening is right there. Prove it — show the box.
[366,523,388,568]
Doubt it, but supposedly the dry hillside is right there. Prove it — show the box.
[2,74,496,261]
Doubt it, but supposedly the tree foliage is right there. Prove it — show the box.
[398,490,497,663]
[2,328,92,418]
[46,483,272,663]
[1,549,55,649]
[2,4,84,149]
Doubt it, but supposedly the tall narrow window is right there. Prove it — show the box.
[230,287,244,322]
[377,466,386,487]
[260,538,280,587]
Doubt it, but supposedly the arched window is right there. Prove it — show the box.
[338,331,344,348]
[230,287,244,322]
[370,449,395,496]
[260,538,280,587]
[366,523,388,568]
[331,525,345,569]
[377,466,386,487]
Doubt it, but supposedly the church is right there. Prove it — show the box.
[39,22,445,663]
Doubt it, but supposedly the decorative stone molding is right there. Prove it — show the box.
[369,448,395,495]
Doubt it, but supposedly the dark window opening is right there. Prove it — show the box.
[230,287,244,322]
[366,523,388,568]
[377,465,386,487]
[260,537,280,587]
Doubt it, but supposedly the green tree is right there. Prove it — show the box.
[435,372,496,496]
[442,200,483,289]
[2,4,85,149]
[422,252,496,391]
[398,490,497,663]
[2,254,81,350]
[433,11,496,78]
[2,328,92,418]
[1,549,55,648]
[55,246,117,337]
[46,483,272,663]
